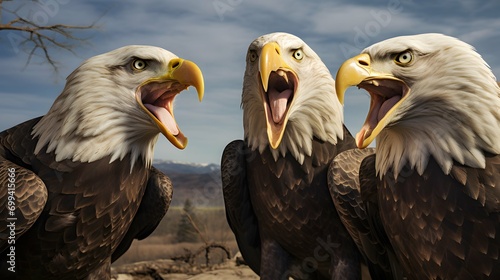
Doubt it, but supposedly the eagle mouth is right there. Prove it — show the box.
[265,69,296,124]
[136,81,189,148]
[356,77,410,147]
[138,81,187,135]
[134,58,204,150]
[261,69,297,148]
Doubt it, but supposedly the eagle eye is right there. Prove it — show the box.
[132,59,147,70]
[292,49,304,61]
[394,51,413,65]
[248,50,258,62]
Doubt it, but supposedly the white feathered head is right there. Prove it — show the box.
[33,45,204,168]
[242,32,344,163]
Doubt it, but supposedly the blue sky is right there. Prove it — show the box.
[1,0,499,164]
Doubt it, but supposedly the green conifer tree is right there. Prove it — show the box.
[176,199,199,243]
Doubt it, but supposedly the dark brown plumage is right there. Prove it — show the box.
[0,118,172,279]
[112,167,173,263]
[379,154,500,279]
[328,148,405,280]
[223,131,359,279]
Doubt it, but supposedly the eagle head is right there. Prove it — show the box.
[32,45,204,168]
[242,32,344,163]
[335,33,500,177]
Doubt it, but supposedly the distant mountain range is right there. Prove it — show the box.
[153,160,224,208]
[153,160,220,174]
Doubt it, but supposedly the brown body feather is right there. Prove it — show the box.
[222,127,361,279]
[0,118,172,279]
[329,148,405,280]
[379,154,500,279]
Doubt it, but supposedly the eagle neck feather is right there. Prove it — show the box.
[243,71,344,164]
[376,46,500,179]
[32,64,159,171]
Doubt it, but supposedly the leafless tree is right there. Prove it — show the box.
[0,0,96,73]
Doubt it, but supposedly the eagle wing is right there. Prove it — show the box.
[221,140,261,274]
[0,117,149,277]
[0,118,48,253]
[328,148,404,279]
[446,153,500,278]
[0,157,47,252]
[382,153,500,279]
[112,166,173,262]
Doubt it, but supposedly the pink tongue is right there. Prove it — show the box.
[144,104,179,135]
[356,125,369,148]
[378,95,401,121]
[268,89,292,123]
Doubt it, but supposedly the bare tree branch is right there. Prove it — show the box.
[0,0,97,73]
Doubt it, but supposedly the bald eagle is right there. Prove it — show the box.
[334,33,500,279]
[0,45,204,279]
[221,32,361,279]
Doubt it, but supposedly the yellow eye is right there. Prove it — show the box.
[132,59,147,70]
[395,51,412,65]
[293,49,304,60]
[248,50,258,62]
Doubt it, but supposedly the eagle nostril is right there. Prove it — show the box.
[358,59,369,66]
[171,61,180,69]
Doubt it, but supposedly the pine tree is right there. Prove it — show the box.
[176,199,199,243]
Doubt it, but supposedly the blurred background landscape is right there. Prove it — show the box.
[112,161,240,272]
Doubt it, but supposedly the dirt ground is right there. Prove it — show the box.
[112,255,258,280]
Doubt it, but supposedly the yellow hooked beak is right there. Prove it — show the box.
[336,53,410,148]
[259,42,298,149]
[335,53,372,105]
[161,58,204,102]
[136,58,204,149]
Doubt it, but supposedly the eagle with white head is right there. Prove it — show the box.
[0,45,204,279]
[222,32,362,279]
[333,33,500,279]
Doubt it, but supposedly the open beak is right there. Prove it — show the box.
[336,53,410,148]
[136,58,204,149]
[259,42,298,149]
